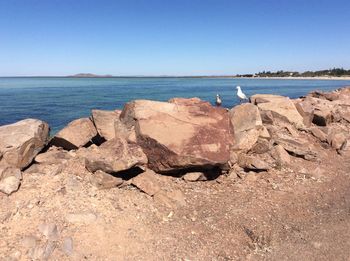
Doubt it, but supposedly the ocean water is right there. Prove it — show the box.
[0,77,350,134]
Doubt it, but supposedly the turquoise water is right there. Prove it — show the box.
[1,77,349,134]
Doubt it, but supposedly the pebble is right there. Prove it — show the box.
[62,237,73,256]
[38,223,59,240]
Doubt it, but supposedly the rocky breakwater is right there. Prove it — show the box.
[1,87,350,198]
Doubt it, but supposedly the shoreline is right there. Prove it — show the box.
[1,76,350,80]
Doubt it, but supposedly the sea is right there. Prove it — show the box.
[1,77,350,134]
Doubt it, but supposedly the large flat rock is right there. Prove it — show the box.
[91,109,120,140]
[120,98,233,172]
[51,118,98,150]
[251,94,305,128]
[0,119,49,169]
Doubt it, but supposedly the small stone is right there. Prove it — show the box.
[0,166,22,195]
[62,237,73,256]
[183,172,206,182]
[271,145,291,166]
[131,169,161,196]
[21,235,38,249]
[38,223,59,240]
[66,212,97,224]
[42,241,56,260]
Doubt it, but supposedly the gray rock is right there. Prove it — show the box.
[38,223,59,240]
[62,237,73,256]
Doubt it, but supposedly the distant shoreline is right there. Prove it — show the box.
[1,75,350,80]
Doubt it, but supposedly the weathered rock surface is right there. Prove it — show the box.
[237,154,270,171]
[90,170,124,189]
[229,103,269,151]
[131,169,161,196]
[295,99,315,127]
[91,109,120,140]
[35,146,72,165]
[0,119,49,169]
[271,145,291,166]
[77,138,147,174]
[252,95,305,128]
[0,166,22,195]
[120,98,233,172]
[51,118,98,150]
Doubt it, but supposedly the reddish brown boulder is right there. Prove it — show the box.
[251,95,305,128]
[91,109,120,140]
[0,119,49,169]
[131,169,161,196]
[120,98,233,172]
[51,118,98,150]
[77,138,147,174]
[294,99,314,127]
[229,103,269,151]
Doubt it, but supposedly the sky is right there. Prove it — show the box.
[0,0,349,76]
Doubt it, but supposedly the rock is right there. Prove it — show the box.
[62,237,73,256]
[183,172,206,182]
[327,129,347,150]
[50,118,98,150]
[271,145,291,165]
[0,166,22,195]
[114,116,137,143]
[38,223,59,240]
[237,154,270,171]
[131,169,161,196]
[249,139,272,154]
[309,127,328,142]
[35,146,72,165]
[274,136,317,161]
[90,170,123,189]
[66,212,97,224]
[78,138,147,174]
[229,103,267,151]
[153,189,186,208]
[21,235,38,249]
[304,97,334,126]
[295,99,314,127]
[0,119,49,169]
[254,95,305,128]
[120,98,233,172]
[91,109,120,140]
[250,94,286,105]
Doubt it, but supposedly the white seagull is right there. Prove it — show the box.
[236,86,248,102]
[215,94,222,107]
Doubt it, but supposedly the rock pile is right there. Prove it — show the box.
[1,87,350,197]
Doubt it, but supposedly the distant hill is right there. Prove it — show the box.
[68,73,113,78]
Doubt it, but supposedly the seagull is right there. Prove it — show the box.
[215,94,222,107]
[236,86,248,102]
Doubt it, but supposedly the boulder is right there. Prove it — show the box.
[229,103,267,151]
[51,118,98,150]
[237,154,270,171]
[0,166,22,195]
[89,170,123,189]
[250,94,286,105]
[274,136,317,161]
[91,109,120,140]
[304,97,334,126]
[120,98,233,172]
[309,127,327,142]
[327,128,347,150]
[0,119,49,169]
[253,95,305,128]
[35,146,72,165]
[131,169,161,196]
[271,145,291,166]
[77,138,147,174]
[294,99,314,127]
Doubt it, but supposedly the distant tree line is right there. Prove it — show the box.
[235,68,350,77]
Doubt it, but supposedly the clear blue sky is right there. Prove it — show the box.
[1,0,349,76]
